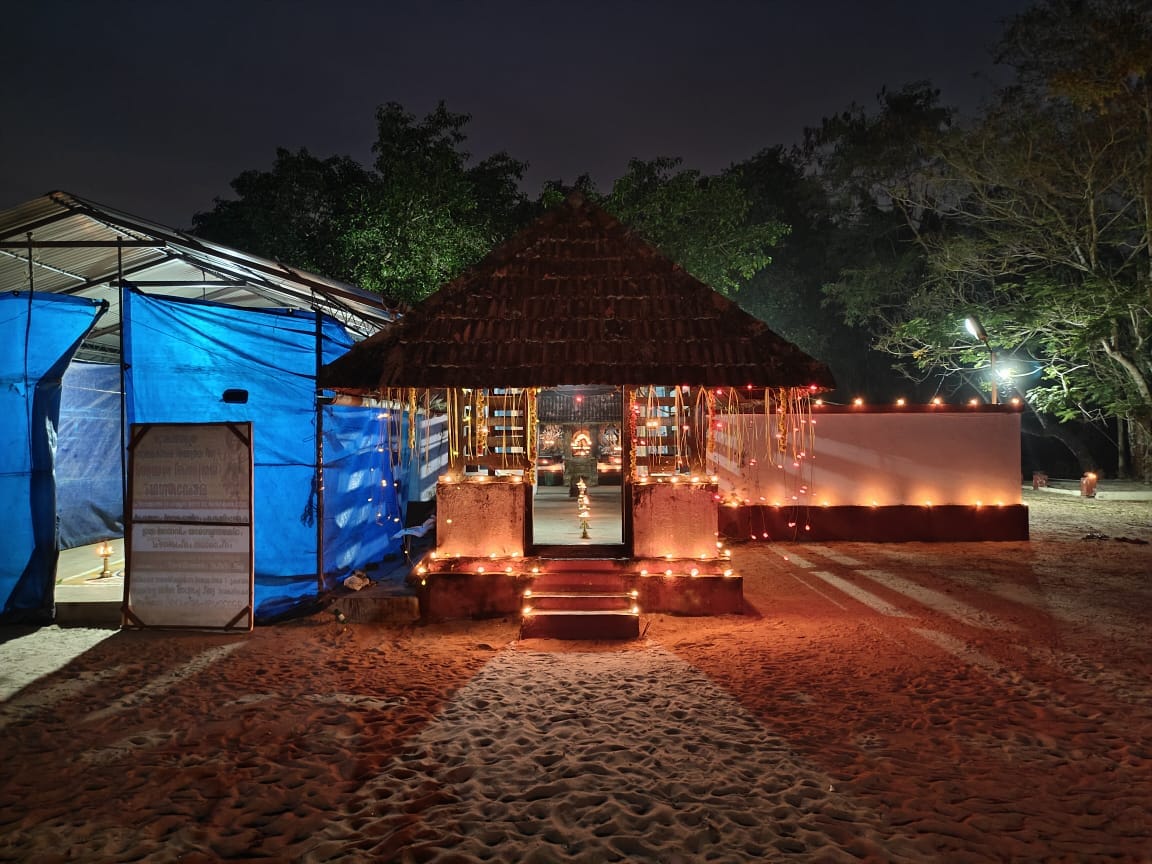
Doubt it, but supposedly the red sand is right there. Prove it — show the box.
[0,489,1149,862]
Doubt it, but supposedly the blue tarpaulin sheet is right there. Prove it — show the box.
[123,290,401,621]
[1,292,105,623]
[58,361,124,549]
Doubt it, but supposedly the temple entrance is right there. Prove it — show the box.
[532,386,625,548]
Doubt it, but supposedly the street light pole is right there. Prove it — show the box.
[965,316,999,405]
[988,347,998,405]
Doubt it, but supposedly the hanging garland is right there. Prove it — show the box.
[526,387,538,484]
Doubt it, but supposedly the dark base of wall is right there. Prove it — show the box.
[414,563,745,620]
[416,571,530,621]
[637,575,744,615]
[719,504,1029,542]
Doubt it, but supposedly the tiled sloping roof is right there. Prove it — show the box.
[319,193,835,391]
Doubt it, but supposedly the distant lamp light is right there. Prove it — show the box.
[95,540,115,578]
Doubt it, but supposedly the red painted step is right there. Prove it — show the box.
[530,572,633,594]
[520,609,640,640]
[526,592,635,612]
[521,561,642,640]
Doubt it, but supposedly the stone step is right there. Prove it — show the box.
[520,609,640,640]
[54,602,121,628]
[535,555,628,571]
[525,591,636,612]
[330,593,420,624]
[531,572,633,593]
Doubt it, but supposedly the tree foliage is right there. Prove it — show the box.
[343,102,531,304]
[727,146,898,398]
[191,147,371,284]
[601,156,789,296]
[194,102,531,306]
[811,3,1152,476]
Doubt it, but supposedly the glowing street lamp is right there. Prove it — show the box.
[964,315,998,404]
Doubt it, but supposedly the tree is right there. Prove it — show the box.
[342,102,531,304]
[194,102,531,306]
[810,4,1152,479]
[731,145,912,400]
[602,156,789,296]
[191,147,371,284]
[893,1,1152,478]
[795,83,960,401]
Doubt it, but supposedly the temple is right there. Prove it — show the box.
[319,193,835,638]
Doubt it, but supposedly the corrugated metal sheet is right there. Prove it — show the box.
[0,191,396,359]
[320,193,836,392]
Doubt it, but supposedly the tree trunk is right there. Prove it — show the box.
[1129,418,1152,483]
[1022,412,1099,475]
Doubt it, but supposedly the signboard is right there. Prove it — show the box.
[123,423,254,630]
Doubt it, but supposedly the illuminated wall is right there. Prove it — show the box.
[714,410,1022,508]
[632,481,719,558]
[435,477,528,557]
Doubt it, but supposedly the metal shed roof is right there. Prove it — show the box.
[0,191,396,361]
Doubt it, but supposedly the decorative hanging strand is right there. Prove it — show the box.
[475,389,488,461]
[673,385,685,472]
[526,387,538,484]
[626,387,638,481]
[407,387,418,457]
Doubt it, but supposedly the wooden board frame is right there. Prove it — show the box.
[122,422,255,631]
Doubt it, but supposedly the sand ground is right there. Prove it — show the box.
[0,489,1149,863]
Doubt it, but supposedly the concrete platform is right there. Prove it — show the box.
[1029,480,1152,501]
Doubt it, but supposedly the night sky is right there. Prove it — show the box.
[3,1,1031,229]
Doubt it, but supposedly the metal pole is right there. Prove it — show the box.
[989,347,999,405]
[117,239,128,510]
[314,310,325,593]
